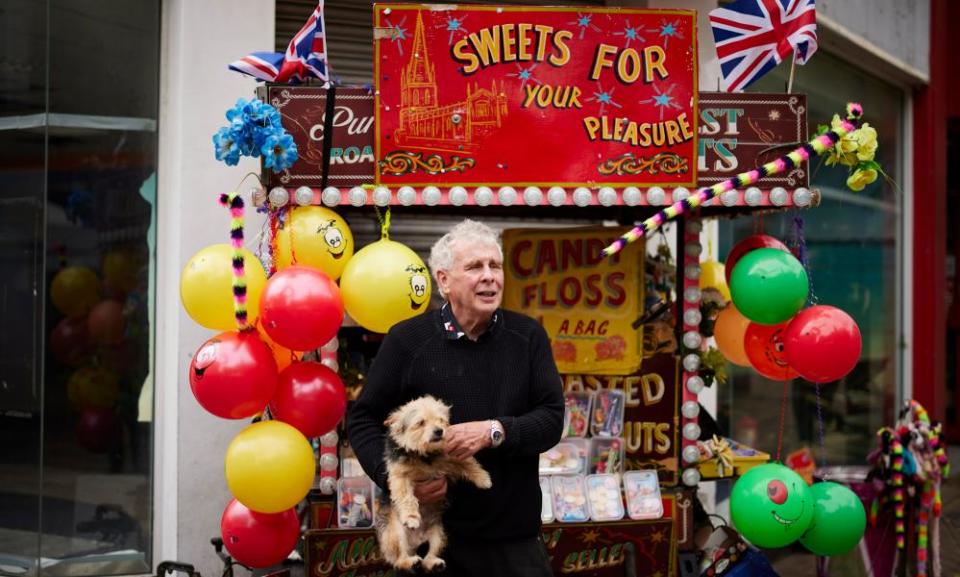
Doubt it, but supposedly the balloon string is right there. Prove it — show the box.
[376,206,391,240]
[793,214,817,306]
[219,192,250,331]
[603,103,864,256]
[776,379,789,462]
[815,382,828,471]
[268,210,280,276]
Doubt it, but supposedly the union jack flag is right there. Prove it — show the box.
[709,0,817,93]
[229,2,329,83]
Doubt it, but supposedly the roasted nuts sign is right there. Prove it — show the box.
[502,227,643,375]
[374,5,698,187]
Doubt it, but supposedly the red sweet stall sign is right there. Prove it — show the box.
[374,4,698,188]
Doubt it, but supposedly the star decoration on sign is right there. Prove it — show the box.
[445,14,468,44]
[613,20,645,48]
[385,16,409,55]
[586,83,622,116]
[640,84,682,120]
[580,528,601,544]
[769,109,782,121]
[569,13,601,39]
[506,62,541,90]
[650,529,666,544]
[650,19,684,48]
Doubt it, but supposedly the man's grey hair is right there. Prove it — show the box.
[429,219,503,291]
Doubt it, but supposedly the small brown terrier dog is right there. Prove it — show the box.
[376,396,492,572]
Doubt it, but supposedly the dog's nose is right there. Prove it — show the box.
[432,428,444,441]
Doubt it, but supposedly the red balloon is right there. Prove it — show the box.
[725,235,790,286]
[744,321,799,381]
[76,408,120,453]
[260,266,343,351]
[220,498,300,568]
[271,362,347,438]
[50,316,92,367]
[784,305,862,383]
[189,331,278,419]
[87,300,125,345]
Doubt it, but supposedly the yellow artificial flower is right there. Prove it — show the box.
[847,167,878,191]
[856,124,878,161]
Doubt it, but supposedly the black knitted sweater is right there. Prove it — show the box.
[347,308,564,542]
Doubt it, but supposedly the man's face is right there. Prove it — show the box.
[439,241,504,319]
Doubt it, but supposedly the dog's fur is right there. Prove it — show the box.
[376,396,492,572]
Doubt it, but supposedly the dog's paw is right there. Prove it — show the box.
[422,556,446,572]
[401,511,421,529]
[395,555,422,572]
[475,471,493,489]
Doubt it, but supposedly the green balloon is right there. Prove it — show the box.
[730,248,808,325]
[800,482,866,556]
[730,464,814,548]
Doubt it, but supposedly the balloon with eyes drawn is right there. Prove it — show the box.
[275,206,354,280]
[731,463,814,548]
[744,321,799,381]
[340,239,432,334]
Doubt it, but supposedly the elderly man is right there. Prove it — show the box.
[348,219,564,577]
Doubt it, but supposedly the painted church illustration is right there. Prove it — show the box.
[395,12,508,153]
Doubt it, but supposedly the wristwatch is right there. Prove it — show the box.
[489,420,505,448]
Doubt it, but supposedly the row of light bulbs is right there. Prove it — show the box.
[680,218,705,488]
[263,185,814,209]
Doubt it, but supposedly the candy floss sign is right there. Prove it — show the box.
[502,227,644,375]
[374,4,698,188]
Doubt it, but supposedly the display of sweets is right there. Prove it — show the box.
[540,475,554,523]
[589,437,625,474]
[539,438,589,475]
[337,477,374,528]
[551,475,590,523]
[563,391,594,437]
[586,474,625,521]
[623,470,664,520]
[590,389,625,437]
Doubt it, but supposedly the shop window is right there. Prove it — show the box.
[717,51,904,466]
[0,1,159,575]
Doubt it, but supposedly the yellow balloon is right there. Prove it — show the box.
[700,260,732,302]
[51,266,101,318]
[180,244,267,331]
[103,249,140,294]
[714,305,752,367]
[225,420,315,513]
[67,366,120,409]
[275,206,354,279]
[340,239,431,334]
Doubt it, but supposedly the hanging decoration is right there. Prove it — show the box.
[213,98,298,173]
[603,103,863,256]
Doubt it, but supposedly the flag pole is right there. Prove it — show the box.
[786,49,797,93]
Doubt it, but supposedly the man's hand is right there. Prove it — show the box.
[444,421,493,460]
[413,477,448,504]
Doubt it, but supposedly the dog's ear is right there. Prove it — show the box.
[384,411,406,433]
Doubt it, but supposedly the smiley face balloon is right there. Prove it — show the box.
[275,206,354,280]
[744,321,800,381]
[339,239,431,333]
[731,463,814,548]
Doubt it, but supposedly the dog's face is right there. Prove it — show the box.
[385,396,451,455]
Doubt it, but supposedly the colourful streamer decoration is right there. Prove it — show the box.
[603,102,865,256]
[219,192,251,331]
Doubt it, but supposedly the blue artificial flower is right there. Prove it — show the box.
[213,127,241,166]
[213,97,293,168]
[261,132,298,172]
